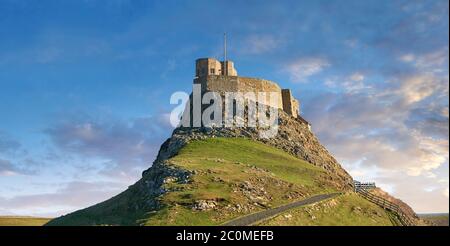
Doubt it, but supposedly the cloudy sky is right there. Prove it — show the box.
[0,0,448,216]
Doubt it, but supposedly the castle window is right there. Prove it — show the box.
[210,68,215,74]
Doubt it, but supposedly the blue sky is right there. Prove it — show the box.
[0,0,448,216]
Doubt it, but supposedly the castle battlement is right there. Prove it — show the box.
[193,58,304,122]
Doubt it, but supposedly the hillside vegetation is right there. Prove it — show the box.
[46,138,394,226]
[143,137,338,225]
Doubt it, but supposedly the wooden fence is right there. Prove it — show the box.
[354,181,415,226]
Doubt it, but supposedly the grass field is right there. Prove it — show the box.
[0,216,51,226]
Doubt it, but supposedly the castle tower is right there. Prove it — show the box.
[221,60,237,76]
[195,34,237,78]
[195,58,222,77]
[195,58,237,78]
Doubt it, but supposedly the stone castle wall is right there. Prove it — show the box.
[194,75,283,109]
[194,75,301,118]
[237,77,283,108]
[194,75,239,93]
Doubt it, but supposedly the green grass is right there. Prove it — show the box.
[142,138,340,225]
[256,193,395,226]
[0,216,51,226]
[172,138,326,186]
[46,137,393,226]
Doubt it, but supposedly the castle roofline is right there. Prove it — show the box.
[196,57,219,61]
[195,57,234,62]
[195,57,237,76]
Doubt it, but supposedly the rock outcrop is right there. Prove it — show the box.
[147,109,353,190]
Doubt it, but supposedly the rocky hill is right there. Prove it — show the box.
[159,109,353,187]
[45,110,409,226]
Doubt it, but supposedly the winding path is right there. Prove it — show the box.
[222,193,341,226]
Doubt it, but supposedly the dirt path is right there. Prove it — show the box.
[222,193,341,226]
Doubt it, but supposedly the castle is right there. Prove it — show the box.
[193,57,310,127]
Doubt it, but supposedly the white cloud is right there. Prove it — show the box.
[396,75,448,105]
[378,174,449,213]
[343,73,370,93]
[284,57,329,83]
[399,47,449,74]
[414,47,449,73]
[324,73,370,93]
[405,134,449,176]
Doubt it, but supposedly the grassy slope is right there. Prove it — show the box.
[0,216,51,226]
[46,138,393,226]
[143,138,338,225]
[257,193,395,226]
[142,138,391,226]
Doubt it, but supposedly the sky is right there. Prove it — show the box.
[0,0,448,216]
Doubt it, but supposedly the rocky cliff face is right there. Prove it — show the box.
[146,109,353,190]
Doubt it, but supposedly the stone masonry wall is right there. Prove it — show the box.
[281,89,299,118]
[193,75,302,119]
[194,75,283,110]
[237,77,283,108]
